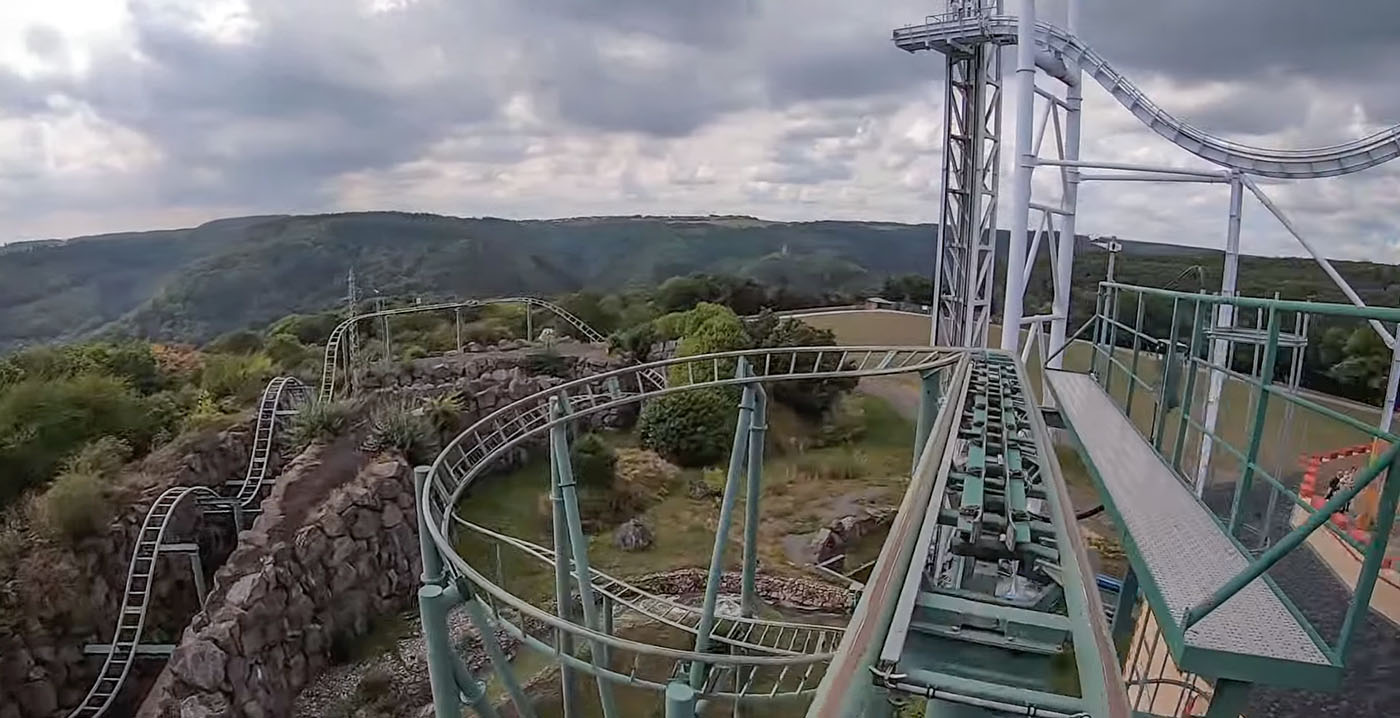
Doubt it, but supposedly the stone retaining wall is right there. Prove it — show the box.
[154,455,418,718]
[0,423,256,718]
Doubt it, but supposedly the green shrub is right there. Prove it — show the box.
[62,436,132,477]
[264,333,310,372]
[0,374,158,507]
[570,433,617,489]
[290,400,355,446]
[266,312,342,345]
[205,329,264,355]
[367,401,438,464]
[41,470,109,539]
[750,316,854,416]
[199,353,274,401]
[401,344,429,361]
[638,389,735,467]
[609,322,658,362]
[421,393,464,438]
[522,350,570,377]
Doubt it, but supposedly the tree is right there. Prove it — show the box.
[570,433,617,489]
[638,390,734,467]
[747,314,855,416]
[880,275,933,304]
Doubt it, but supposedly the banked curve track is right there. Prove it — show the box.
[68,377,308,718]
[318,296,663,402]
[893,16,1400,179]
[423,346,961,701]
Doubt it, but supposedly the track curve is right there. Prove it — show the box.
[318,296,648,402]
[67,377,308,718]
[892,17,1400,179]
[423,346,960,700]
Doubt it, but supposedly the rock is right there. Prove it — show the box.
[15,680,56,716]
[171,640,228,691]
[810,528,841,565]
[224,573,260,606]
[613,518,654,552]
[349,508,381,539]
[382,502,405,527]
[179,693,233,718]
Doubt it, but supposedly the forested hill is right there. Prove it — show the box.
[1,210,1399,352]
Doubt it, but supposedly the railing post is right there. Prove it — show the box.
[454,308,462,354]
[690,362,757,688]
[1229,308,1281,537]
[741,383,767,617]
[1152,298,1180,452]
[1091,283,1107,381]
[1337,446,1400,658]
[1104,285,1121,397]
[414,466,444,586]
[1171,298,1206,473]
[665,681,698,718]
[1111,568,1139,662]
[1126,293,1146,420]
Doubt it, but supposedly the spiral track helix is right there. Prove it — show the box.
[419,346,960,710]
[67,377,308,718]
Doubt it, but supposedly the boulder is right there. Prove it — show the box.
[178,693,233,718]
[613,518,654,552]
[171,640,228,691]
[15,680,56,716]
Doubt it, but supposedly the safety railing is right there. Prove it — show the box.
[1082,280,1400,667]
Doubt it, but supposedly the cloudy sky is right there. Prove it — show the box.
[1,0,1398,261]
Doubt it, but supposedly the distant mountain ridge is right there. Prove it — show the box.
[0,211,1393,352]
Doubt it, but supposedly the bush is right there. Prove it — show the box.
[609,322,658,362]
[62,436,133,477]
[290,400,355,446]
[522,350,570,377]
[264,333,310,372]
[367,401,438,464]
[421,393,464,438]
[41,470,109,539]
[0,374,159,507]
[750,315,854,416]
[401,344,429,361]
[266,312,343,345]
[205,329,264,355]
[199,353,274,401]
[571,433,617,490]
[638,389,735,467]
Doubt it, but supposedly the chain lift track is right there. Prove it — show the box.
[67,377,308,718]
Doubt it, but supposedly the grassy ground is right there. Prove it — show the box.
[453,394,916,606]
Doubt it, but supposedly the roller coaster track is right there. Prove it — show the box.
[455,518,844,657]
[68,377,307,718]
[422,346,960,702]
[318,296,663,402]
[892,16,1400,179]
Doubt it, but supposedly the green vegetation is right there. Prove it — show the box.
[366,401,437,464]
[570,433,617,490]
[289,400,356,447]
[457,392,914,608]
[638,390,736,467]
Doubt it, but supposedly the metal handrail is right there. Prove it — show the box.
[1085,281,1400,667]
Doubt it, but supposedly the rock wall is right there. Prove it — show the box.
[153,455,418,718]
[0,423,257,718]
[629,569,857,612]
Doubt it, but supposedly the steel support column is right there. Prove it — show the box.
[913,370,942,473]
[741,383,767,617]
[1048,1,1083,370]
[690,364,757,688]
[548,428,579,717]
[1197,172,1244,495]
[550,397,619,718]
[456,581,537,718]
[665,681,698,718]
[1000,0,1038,351]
